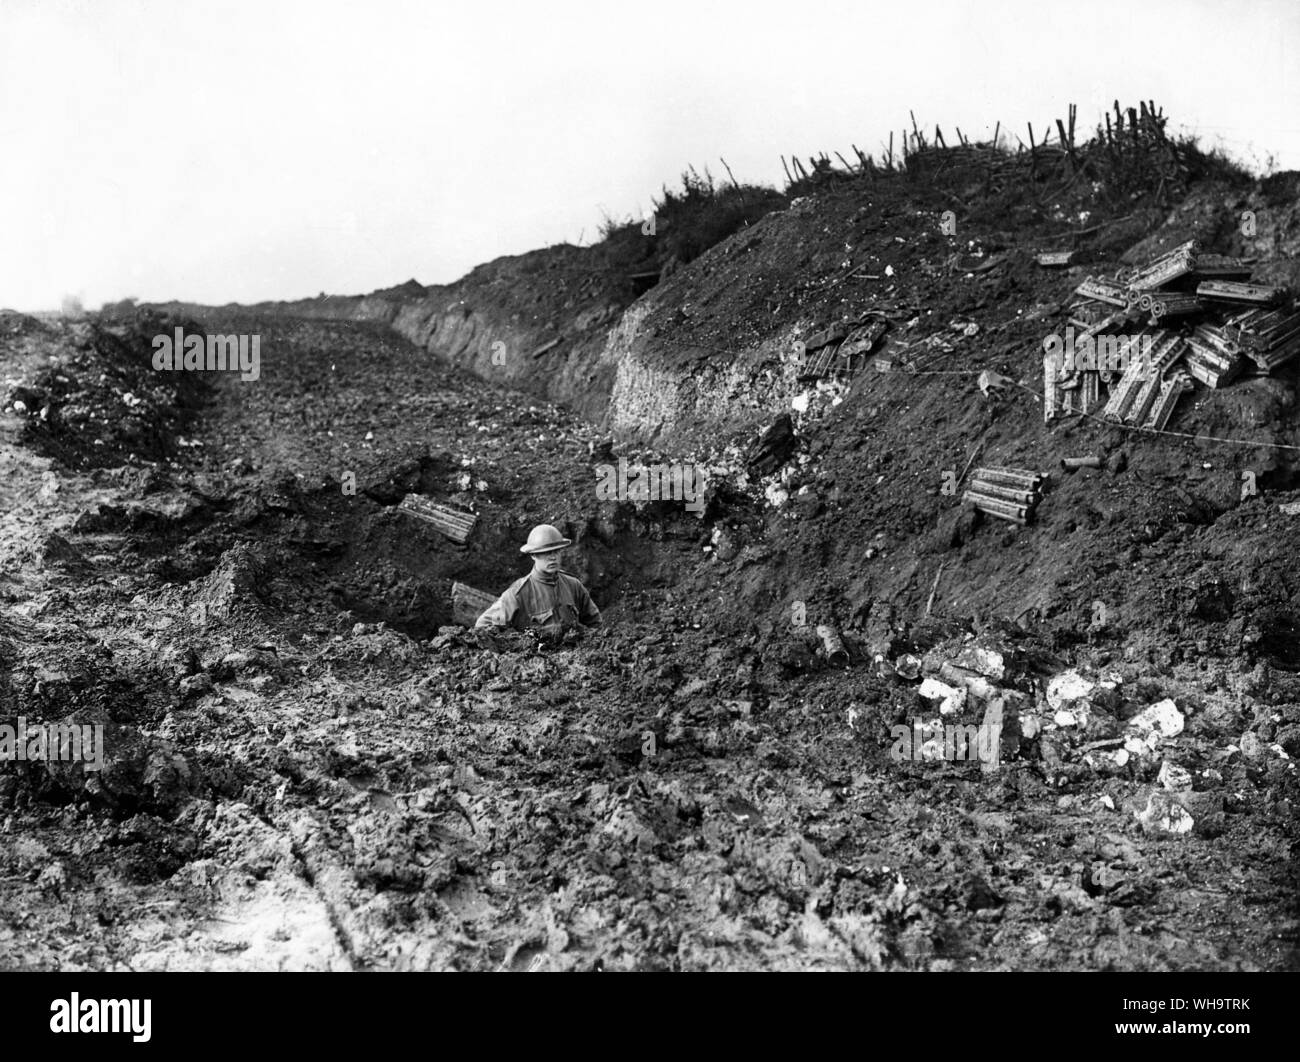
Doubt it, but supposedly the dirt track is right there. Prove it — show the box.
[2,306,1296,970]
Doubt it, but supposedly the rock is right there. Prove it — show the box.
[1047,670,1095,710]
[954,645,1005,680]
[36,533,90,572]
[1157,760,1193,792]
[1239,731,1264,759]
[1128,699,1184,741]
[1136,790,1194,835]
[178,673,213,697]
[918,677,966,716]
[894,654,922,680]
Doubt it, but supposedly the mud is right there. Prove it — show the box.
[3,289,1296,971]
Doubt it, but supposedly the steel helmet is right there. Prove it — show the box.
[520,524,571,554]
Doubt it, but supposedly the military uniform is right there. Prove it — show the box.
[474,569,601,637]
[473,523,602,638]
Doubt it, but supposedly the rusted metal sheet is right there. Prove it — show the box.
[1124,372,1163,426]
[1075,277,1130,306]
[799,319,888,380]
[971,466,1044,491]
[1144,375,1190,431]
[1184,337,1244,388]
[962,489,1029,524]
[1244,330,1300,372]
[1081,371,1100,412]
[802,321,853,352]
[1036,250,1075,267]
[1192,322,1241,357]
[1195,280,1286,305]
[1146,292,1203,321]
[1128,251,1195,292]
[398,495,478,543]
[1043,352,1061,423]
[1227,306,1300,351]
[1103,358,1146,422]
[451,581,498,626]
[966,480,1038,505]
[1148,334,1187,378]
[838,319,889,359]
[1190,254,1253,279]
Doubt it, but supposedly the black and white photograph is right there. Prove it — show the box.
[0,0,1295,1041]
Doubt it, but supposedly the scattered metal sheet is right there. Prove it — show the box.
[1081,370,1100,413]
[398,495,478,543]
[1190,254,1253,279]
[802,320,854,352]
[1043,352,1061,423]
[1195,280,1286,305]
[1145,292,1203,321]
[1244,330,1300,372]
[1103,358,1147,422]
[1124,373,1163,426]
[1184,337,1244,388]
[1036,250,1075,267]
[1144,374,1191,431]
[962,489,1028,524]
[1075,276,1131,306]
[971,466,1044,490]
[798,319,888,381]
[1192,322,1241,357]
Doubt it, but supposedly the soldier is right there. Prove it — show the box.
[474,524,601,641]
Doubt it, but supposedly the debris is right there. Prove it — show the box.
[977,369,1014,398]
[1280,501,1300,516]
[1060,454,1101,472]
[1136,790,1194,835]
[894,654,922,680]
[746,414,797,476]
[918,677,966,716]
[1046,670,1095,711]
[397,495,478,543]
[1050,238,1295,433]
[1157,761,1193,792]
[963,466,1045,524]
[1128,699,1184,743]
[814,624,849,665]
[451,582,498,627]
[1196,280,1286,305]
[529,337,561,359]
[1035,250,1075,267]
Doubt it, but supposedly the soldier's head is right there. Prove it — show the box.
[520,524,570,576]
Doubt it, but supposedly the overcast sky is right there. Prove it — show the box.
[2,0,1296,311]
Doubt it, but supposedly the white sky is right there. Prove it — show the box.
[1,0,1296,311]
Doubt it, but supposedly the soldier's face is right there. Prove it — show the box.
[532,550,564,575]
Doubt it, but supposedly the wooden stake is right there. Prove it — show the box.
[925,563,946,617]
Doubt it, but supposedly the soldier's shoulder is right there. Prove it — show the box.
[496,576,528,598]
[558,571,591,591]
